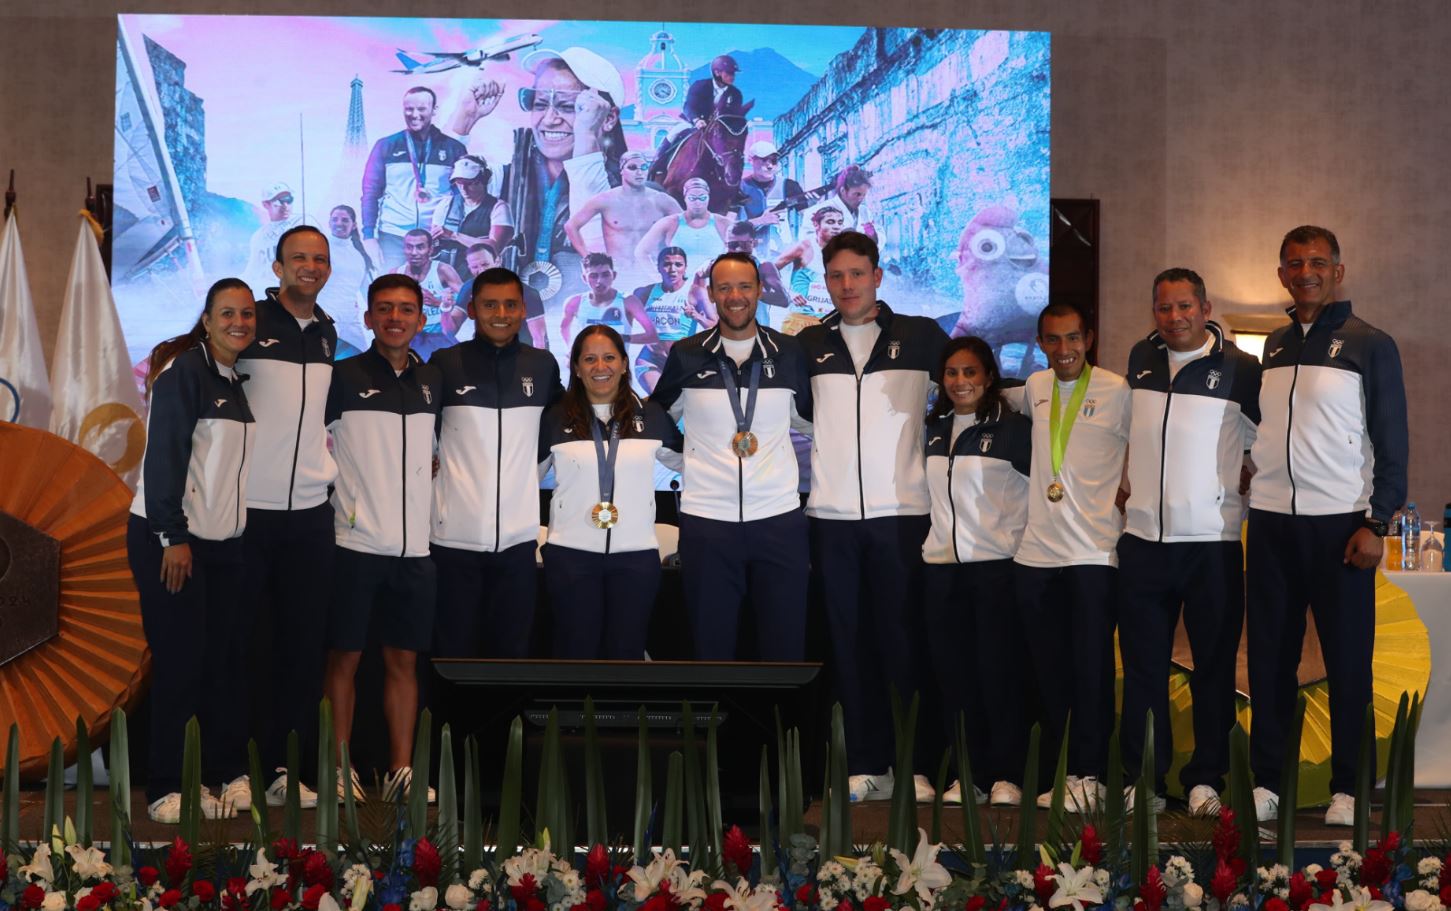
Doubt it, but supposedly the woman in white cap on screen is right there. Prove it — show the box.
[431,154,515,279]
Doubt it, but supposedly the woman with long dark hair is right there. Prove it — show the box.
[538,324,682,657]
[921,335,1034,808]
[320,204,375,356]
[129,278,257,823]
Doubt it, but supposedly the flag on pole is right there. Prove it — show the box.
[0,211,52,429]
[50,211,148,486]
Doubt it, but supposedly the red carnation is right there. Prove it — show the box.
[414,838,442,889]
[160,889,184,909]
[194,880,218,903]
[704,893,730,911]
[838,901,854,911]
[526,898,547,911]
[385,905,403,911]
[863,897,892,911]
[20,886,46,911]
[1288,873,1314,910]
[1264,899,1290,911]
[724,825,753,877]
[138,867,161,888]
[585,890,607,911]
[1210,860,1238,905]
[795,885,817,907]
[1315,870,1339,895]
[511,875,540,903]
[1439,883,1451,909]
[302,884,328,911]
[167,838,194,888]
[641,894,673,911]
[1033,864,1057,905]
[965,898,987,911]
[476,902,492,911]
[78,895,102,911]
[1361,847,1392,888]
[271,890,292,911]
[1139,866,1165,911]
[272,839,299,862]
[92,882,119,904]
[1079,825,1103,867]
[586,844,611,888]
[303,851,334,890]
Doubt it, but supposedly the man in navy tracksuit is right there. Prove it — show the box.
[795,231,948,803]
[650,252,814,660]
[430,267,563,657]
[322,274,442,801]
[235,225,337,808]
[1119,268,1261,816]
[1246,226,1407,827]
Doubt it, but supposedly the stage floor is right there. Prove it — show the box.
[10,787,1449,849]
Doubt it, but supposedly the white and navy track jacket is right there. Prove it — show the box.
[361,126,469,241]
[131,345,255,546]
[796,303,948,520]
[430,337,563,552]
[650,325,813,523]
[538,395,685,554]
[1124,323,1262,543]
[236,291,338,511]
[1248,301,1408,520]
[325,347,442,558]
[922,403,1032,564]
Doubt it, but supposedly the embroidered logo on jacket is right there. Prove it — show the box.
[257,339,281,348]
[633,415,645,432]
[1268,346,1284,359]
[421,384,433,404]
[521,376,534,397]
[455,385,476,395]
[979,434,994,453]
[359,389,381,399]
[322,338,332,359]
[1136,369,1152,379]
[928,435,942,446]
[762,358,776,379]
[815,353,834,364]
[213,398,228,408]
[1081,400,1097,418]
[1329,338,1344,358]
[888,341,900,360]
[696,369,717,380]
[1207,370,1222,390]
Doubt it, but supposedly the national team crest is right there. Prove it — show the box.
[633,415,645,432]
[888,341,901,360]
[421,384,432,404]
[1329,338,1344,358]
[322,338,331,358]
[1081,400,1097,417]
[1206,369,1222,390]
[762,358,776,379]
[522,376,534,397]
[979,433,994,453]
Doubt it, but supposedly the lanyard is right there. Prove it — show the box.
[408,134,433,198]
[1049,365,1093,480]
[718,356,761,434]
[590,415,621,503]
[534,177,565,263]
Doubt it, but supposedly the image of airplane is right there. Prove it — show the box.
[393,32,544,74]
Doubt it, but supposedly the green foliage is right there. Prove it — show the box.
[464,735,483,872]
[955,713,984,867]
[1017,723,1041,871]
[438,724,459,886]
[75,718,92,845]
[1276,696,1307,868]
[1131,710,1157,887]
[496,716,524,866]
[584,698,608,847]
[284,730,302,843]
[409,709,433,840]
[317,698,338,853]
[633,709,653,863]
[108,711,131,868]
[663,751,684,857]
[759,744,776,874]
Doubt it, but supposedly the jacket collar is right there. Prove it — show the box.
[1146,319,1226,356]
[703,323,779,361]
[821,299,895,330]
[360,343,422,378]
[262,288,334,329]
[1284,300,1352,333]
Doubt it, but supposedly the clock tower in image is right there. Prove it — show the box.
[633,27,689,149]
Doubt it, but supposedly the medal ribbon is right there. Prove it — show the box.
[408,133,433,203]
[590,415,622,504]
[718,355,761,435]
[534,177,565,263]
[1048,364,1093,481]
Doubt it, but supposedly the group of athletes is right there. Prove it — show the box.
[128,217,1406,831]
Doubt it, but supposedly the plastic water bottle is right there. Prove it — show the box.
[1403,502,1422,571]
[1444,503,1451,572]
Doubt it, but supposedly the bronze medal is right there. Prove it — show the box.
[416,188,432,203]
[731,430,759,458]
[590,501,619,529]
[1046,480,1065,503]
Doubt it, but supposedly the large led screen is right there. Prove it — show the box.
[114,15,1050,388]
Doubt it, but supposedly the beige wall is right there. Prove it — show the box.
[4,1,1448,508]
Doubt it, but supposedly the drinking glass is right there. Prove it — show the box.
[1421,521,1444,572]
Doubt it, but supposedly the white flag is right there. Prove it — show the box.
[0,212,52,429]
[50,212,148,486]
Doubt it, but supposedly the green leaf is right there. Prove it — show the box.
[1044,714,1071,860]
[181,718,202,851]
[438,724,458,886]
[1400,693,1423,848]
[682,704,706,867]
[464,735,483,872]
[1017,723,1041,871]
[1103,724,1124,870]
[633,708,653,863]
[108,711,131,868]
[317,698,338,853]
[75,718,92,845]
[340,741,360,849]
[775,709,792,841]
[1382,692,1409,840]
[705,706,724,868]
[1276,696,1306,867]
[786,728,804,843]
[584,697,607,848]
[496,716,524,866]
[1131,710,1156,887]
[759,745,776,875]
[1354,700,1375,853]
[955,713,984,867]
[828,704,851,858]
[409,709,433,841]
[1228,722,1256,869]
[285,730,302,843]
[663,751,684,857]
[886,690,920,856]
[248,739,270,845]
[820,747,833,860]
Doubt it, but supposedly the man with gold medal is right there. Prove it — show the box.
[1013,302,1130,813]
[650,252,814,661]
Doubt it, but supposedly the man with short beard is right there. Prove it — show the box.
[650,253,813,661]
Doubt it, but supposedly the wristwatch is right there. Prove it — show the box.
[1363,516,1389,536]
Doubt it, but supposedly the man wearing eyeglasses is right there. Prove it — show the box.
[243,183,316,298]
[737,140,803,259]
[634,177,730,272]
[361,86,469,270]
[564,149,682,276]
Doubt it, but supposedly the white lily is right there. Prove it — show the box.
[1310,887,1394,911]
[246,849,286,895]
[1049,863,1105,911]
[711,879,782,911]
[41,892,67,911]
[20,844,56,884]
[502,847,555,887]
[67,843,114,881]
[319,894,344,911]
[889,830,952,910]
[623,849,686,901]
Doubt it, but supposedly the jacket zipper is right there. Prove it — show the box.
[286,354,307,511]
[494,354,503,551]
[736,359,746,523]
[1157,374,1173,542]
[234,420,249,537]
[855,373,865,519]
[947,449,961,563]
[1286,338,1302,515]
[400,372,409,557]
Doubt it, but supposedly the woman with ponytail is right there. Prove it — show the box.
[129,278,258,824]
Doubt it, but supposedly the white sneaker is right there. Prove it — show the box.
[1253,786,1279,822]
[148,792,182,824]
[989,780,1022,805]
[381,766,436,804]
[220,775,252,813]
[1187,784,1222,817]
[941,779,988,805]
[1124,785,1166,814]
[912,774,936,803]
[339,766,366,804]
[1038,776,1105,813]
[848,770,895,802]
[1325,792,1355,826]
[265,769,319,808]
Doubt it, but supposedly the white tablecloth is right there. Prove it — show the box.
[1387,570,1451,785]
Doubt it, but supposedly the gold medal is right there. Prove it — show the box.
[1046,481,1065,503]
[731,430,759,458]
[590,501,619,529]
